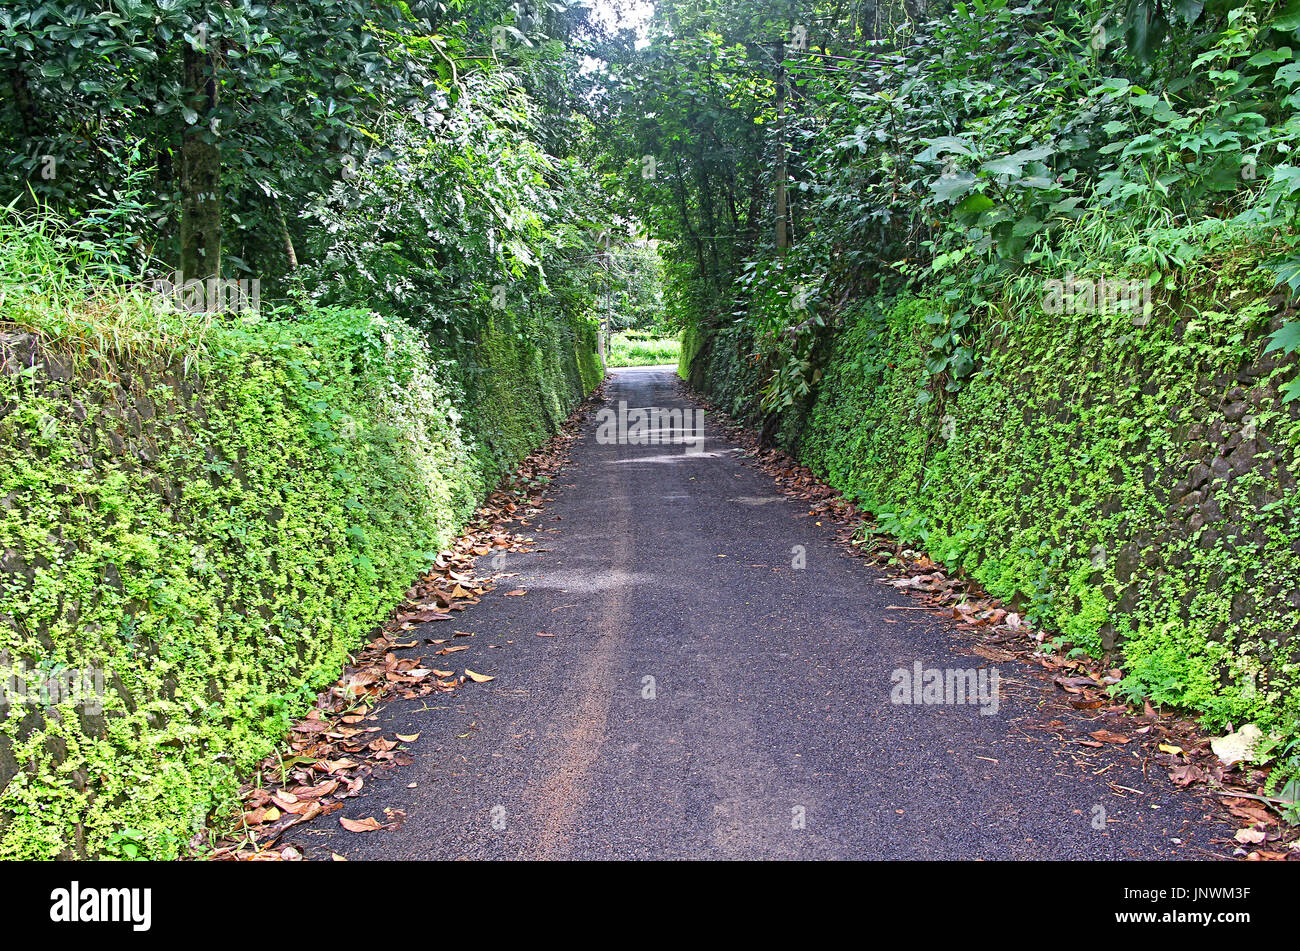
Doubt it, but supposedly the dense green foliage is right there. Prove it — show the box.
[0,213,599,859]
[596,244,669,334]
[0,0,629,858]
[0,0,630,344]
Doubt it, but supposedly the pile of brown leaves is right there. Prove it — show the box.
[203,384,606,860]
[687,383,1298,860]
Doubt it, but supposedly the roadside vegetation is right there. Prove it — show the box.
[2,0,1299,859]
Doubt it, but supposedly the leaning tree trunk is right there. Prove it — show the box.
[179,40,221,288]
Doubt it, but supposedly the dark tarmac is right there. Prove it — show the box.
[285,366,1230,860]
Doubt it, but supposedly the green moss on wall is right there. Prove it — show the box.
[678,321,702,382]
[0,279,598,859]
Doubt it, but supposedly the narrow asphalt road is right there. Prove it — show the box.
[286,366,1230,860]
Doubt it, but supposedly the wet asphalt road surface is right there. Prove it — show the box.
[284,366,1231,860]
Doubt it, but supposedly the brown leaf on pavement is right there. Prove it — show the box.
[340,816,385,833]
[1088,729,1131,745]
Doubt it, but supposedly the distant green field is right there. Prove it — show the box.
[607,331,681,367]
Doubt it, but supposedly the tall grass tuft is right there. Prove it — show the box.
[0,205,215,371]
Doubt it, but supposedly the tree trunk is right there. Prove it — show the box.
[774,43,788,258]
[275,198,299,270]
[179,41,222,286]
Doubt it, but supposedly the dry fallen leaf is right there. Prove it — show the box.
[1212,724,1263,768]
[1228,803,1274,826]
[1168,764,1207,786]
[1089,729,1131,745]
[294,779,339,799]
[340,816,385,833]
[464,669,495,683]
